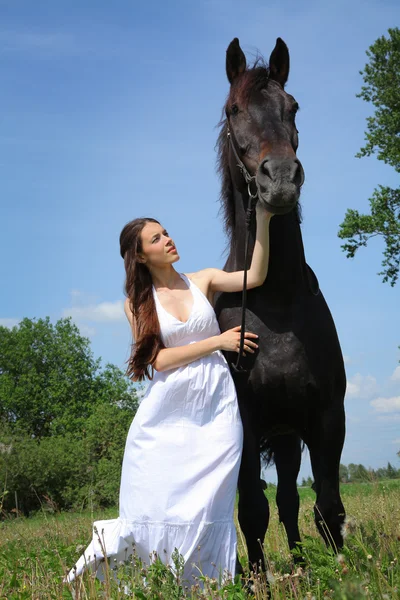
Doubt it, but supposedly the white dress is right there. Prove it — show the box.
[66,273,243,586]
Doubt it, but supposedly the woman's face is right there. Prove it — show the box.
[139,222,179,266]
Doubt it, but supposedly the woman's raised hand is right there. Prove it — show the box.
[256,200,274,220]
[217,326,259,355]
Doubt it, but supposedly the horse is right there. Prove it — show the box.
[213,37,346,572]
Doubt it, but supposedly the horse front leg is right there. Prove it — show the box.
[237,416,270,573]
[270,433,302,558]
[309,403,346,550]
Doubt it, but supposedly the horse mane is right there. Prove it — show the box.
[216,58,302,249]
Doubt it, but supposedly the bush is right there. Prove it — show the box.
[0,401,135,514]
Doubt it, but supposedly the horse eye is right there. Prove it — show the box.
[231,104,239,116]
[290,103,299,116]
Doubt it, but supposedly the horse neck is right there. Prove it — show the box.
[229,187,308,293]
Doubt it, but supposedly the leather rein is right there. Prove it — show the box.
[226,124,259,374]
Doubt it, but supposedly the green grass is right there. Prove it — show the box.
[0,481,399,599]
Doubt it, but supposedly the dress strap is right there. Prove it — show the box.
[182,273,215,311]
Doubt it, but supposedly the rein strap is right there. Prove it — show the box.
[227,125,258,374]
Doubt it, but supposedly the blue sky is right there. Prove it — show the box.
[0,0,399,482]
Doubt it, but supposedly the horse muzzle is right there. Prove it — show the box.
[256,156,304,215]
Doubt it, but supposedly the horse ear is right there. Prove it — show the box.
[226,38,246,84]
[269,38,290,87]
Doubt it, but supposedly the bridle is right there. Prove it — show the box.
[226,121,317,374]
[226,123,259,374]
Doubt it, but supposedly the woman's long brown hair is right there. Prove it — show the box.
[120,218,165,382]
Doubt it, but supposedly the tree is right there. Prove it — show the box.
[386,461,397,479]
[0,317,138,438]
[348,463,370,482]
[0,317,140,513]
[300,476,313,487]
[339,463,349,483]
[338,28,400,286]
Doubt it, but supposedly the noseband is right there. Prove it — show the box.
[226,124,259,374]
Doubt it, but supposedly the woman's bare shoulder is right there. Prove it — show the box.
[184,270,215,303]
[184,268,215,283]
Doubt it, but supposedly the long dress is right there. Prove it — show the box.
[66,272,243,586]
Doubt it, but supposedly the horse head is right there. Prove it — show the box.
[224,37,304,216]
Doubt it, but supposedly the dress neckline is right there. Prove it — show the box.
[152,273,195,325]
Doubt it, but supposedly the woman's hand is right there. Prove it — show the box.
[217,326,259,355]
[256,201,274,221]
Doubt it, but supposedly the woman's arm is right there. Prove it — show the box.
[124,299,259,373]
[154,326,258,372]
[193,204,273,294]
[153,336,221,372]
[124,298,138,340]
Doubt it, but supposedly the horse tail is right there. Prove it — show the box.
[260,434,306,467]
[260,437,275,466]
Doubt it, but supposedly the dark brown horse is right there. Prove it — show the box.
[214,38,346,572]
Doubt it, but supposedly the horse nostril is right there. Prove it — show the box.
[261,159,272,178]
[292,159,305,187]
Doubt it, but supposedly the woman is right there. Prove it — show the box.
[66,204,273,587]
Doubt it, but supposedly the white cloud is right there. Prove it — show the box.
[0,318,20,328]
[391,438,400,445]
[346,373,378,399]
[62,290,125,338]
[370,396,400,414]
[78,324,97,338]
[390,366,400,382]
[378,414,400,422]
[343,355,351,365]
[63,300,124,323]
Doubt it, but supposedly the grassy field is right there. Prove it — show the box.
[0,480,399,599]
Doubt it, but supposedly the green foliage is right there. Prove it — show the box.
[338,28,400,286]
[0,403,136,514]
[0,317,139,514]
[301,476,314,487]
[0,317,99,438]
[339,463,349,483]
[300,462,400,489]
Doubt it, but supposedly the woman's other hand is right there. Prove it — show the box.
[217,326,259,355]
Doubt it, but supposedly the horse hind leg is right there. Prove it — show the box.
[270,434,302,559]
[309,403,346,550]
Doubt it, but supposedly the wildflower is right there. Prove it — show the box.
[336,553,345,565]
[266,570,276,584]
[341,515,357,538]
[367,554,372,560]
